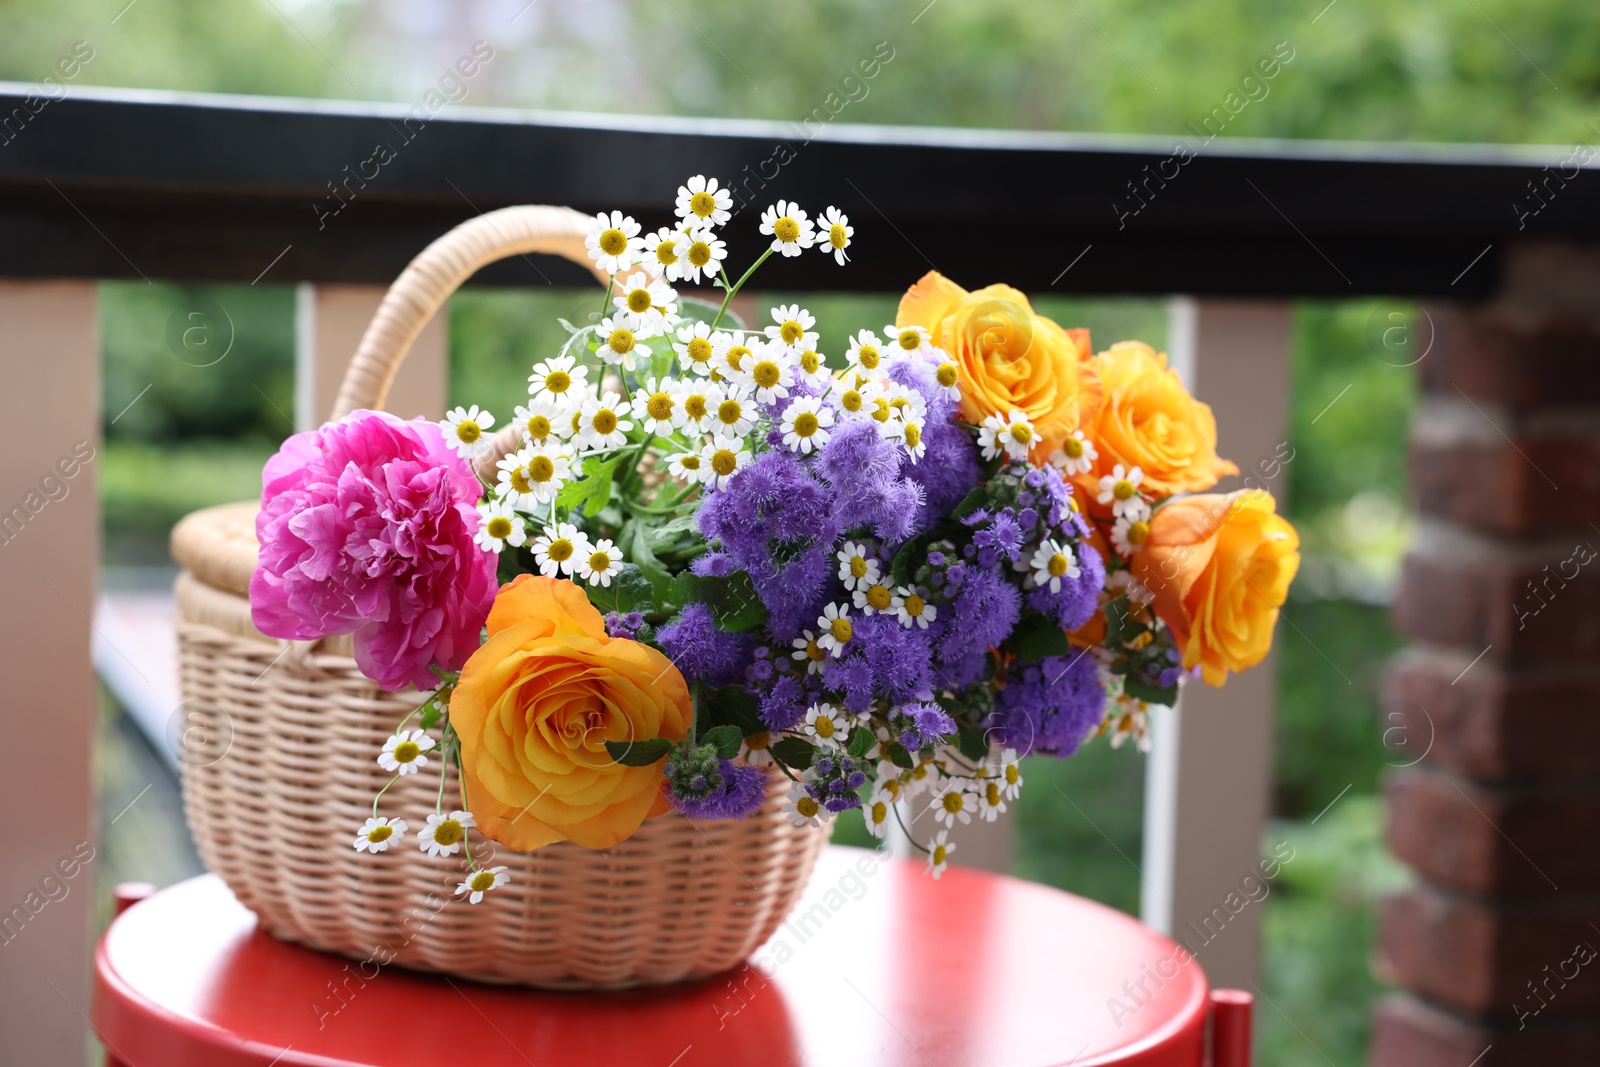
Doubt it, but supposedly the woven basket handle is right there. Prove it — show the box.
[329,205,608,419]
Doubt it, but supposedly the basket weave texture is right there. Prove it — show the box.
[169,206,830,988]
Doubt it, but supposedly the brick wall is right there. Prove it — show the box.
[1372,241,1600,1067]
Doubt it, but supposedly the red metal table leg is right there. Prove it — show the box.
[1210,989,1252,1067]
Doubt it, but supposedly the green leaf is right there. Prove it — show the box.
[583,563,656,616]
[556,317,582,335]
[623,522,676,603]
[605,737,673,766]
[956,723,989,762]
[847,728,875,758]
[418,701,442,731]
[884,741,915,770]
[1009,611,1074,663]
[1102,594,1132,646]
[889,534,928,588]
[556,455,622,518]
[706,686,765,736]
[703,724,743,761]
[646,513,700,544]
[670,569,769,633]
[770,736,816,770]
[950,486,989,520]
[1125,679,1180,707]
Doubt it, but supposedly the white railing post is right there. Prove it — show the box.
[295,283,449,428]
[1141,297,1292,988]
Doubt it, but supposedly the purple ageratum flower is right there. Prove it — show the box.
[751,543,834,643]
[669,759,769,820]
[904,419,981,522]
[699,448,837,553]
[817,419,924,545]
[759,673,808,731]
[971,509,1026,563]
[819,611,934,713]
[691,550,738,577]
[1027,540,1106,631]
[886,352,959,423]
[250,410,497,692]
[605,611,646,639]
[989,652,1106,758]
[892,702,956,752]
[938,566,1021,665]
[655,602,755,687]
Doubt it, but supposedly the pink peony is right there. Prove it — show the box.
[249,410,497,691]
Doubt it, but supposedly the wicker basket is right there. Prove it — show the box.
[169,205,831,988]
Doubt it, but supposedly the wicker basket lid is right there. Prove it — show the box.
[171,501,260,598]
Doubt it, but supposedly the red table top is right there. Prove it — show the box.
[93,846,1209,1067]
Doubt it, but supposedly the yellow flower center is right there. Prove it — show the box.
[814,715,835,739]
[935,362,959,388]
[1062,436,1085,459]
[686,336,713,365]
[526,414,551,439]
[932,843,947,865]
[469,870,496,892]
[1005,764,1019,785]
[627,289,652,314]
[800,350,821,373]
[941,792,965,814]
[654,239,678,265]
[545,369,571,393]
[897,328,921,350]
[870,800,886,824]
[687,240,712,267]
[527,455,556,482]
[850,557,868,578]
[793,411,819,437]
[840,389,863,413]
[690,190,718,218]
[726,345,751,371]
[904,593,925,617]
[986,782,1002,805]
[683,394,708,419]
[432,819,463,846]
[588,550,612,572]
[1009,422,1034,445]
[717,399,743,425]
[607,328,635,354]
[752,360,781,389]
[547,539,573,562]
[1047,553,1069,577]
[746,731,771,752]
[508,467,534,494]
[806,639,826,662]
[866,584,892,610]
[598,228,627,256]
[780,320,804,344]
[829,222,848,249]
[711,449,739,476]
[796,795,820,818]
[1128,520,1150,545]
[871,399,893,423]
[366,824,393,843]
[486,517,513,540]
[456,420,481,444]
[903,423,922,450]
[773,216,800,242]
[647,392,674,420]
[592,410,618,435]
[1113,479,1136,501]
[882,778,901,800]
[856,344,880,370]
[679,454,702,471]
[571,411,584,435]
[829,616,853,644]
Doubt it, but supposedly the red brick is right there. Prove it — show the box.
[1380,884,1600,1016]
[1385,650,1600,779]
[1372,993,1600,1067]
[1409,432,1600,536]
[1385,769,1600,893]
[1423,306,1600,410]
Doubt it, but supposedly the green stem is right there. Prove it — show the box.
[597,276,615,321]
[619,432,657,498]
[890,797,930,853]
[371,773,402,820]
[709,248,775,331]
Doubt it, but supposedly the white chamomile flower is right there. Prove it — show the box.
[578,391,633,451]
[830,376,872,422]
[614,271,678,332]
[441,405,494,459]
[676,174,733,227]
[522,446,572,503]
[528,355,589,404]
[760,199,815,257]
[532,523,590,578]
[793,345,829,387]
[765,304,819,351]
[1097,464,1147,518]
[1050,430,1098,475]
[790,630,829,675]
[353,815,407,853]
[456,865,509,904]
[994,748,1023,800]
[863,795,892,838]
[894,586,936,629]
[844,330,887,376]
[642,227,687,280]
[699,434,750,490]
[904,756,944,800]
[674,380,716,434]
[713,332,757,380]
[578,537,623,586]
[780,395,834,454]
[494,448,539,509]
[742,731,776,767]
[666,450,707,485]
[816,205,853,265]
[1026,538,1080,593]
[585,210,643,274]
[629,376,683,435]
[815,602,854,657]
[926,829,955,879]
[803,703,849,748]
[678,224,728,284]
[886,414,927,463]
[782,782,830,828]
[595,316,652,369]
[836,542,880,591]
[933,360,961,400]
[740,342,796,405]
[706,382,755,437]
[930,782,975,827]
[475,499,526,554]
[1104,700,1153,753]
[418,810,475,858]
[1111,513,1153,557]
[513,397,568,447]
[885,323,934,358]
[978,409,1037,461]
[852,579,900,616]
[975,778,1008,822]
[871,769,903,807]
[673,321,718,377]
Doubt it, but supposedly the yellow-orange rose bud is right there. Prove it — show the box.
[1081,341,1237,498]
[450,574,693,851]
[896,271,1100,440]
[1131,491,1300,687]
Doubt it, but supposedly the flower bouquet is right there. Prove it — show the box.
[244,178,1298,970]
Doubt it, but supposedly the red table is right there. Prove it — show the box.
[92,846,1250,1066]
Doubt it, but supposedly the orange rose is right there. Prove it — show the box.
[450,574,693,850]
[896,271,1099,441]
[1130,491,1300,686]
[1078,341,1237,499]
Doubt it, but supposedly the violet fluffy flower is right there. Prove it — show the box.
[1028,541,1106,631]
[903,419,980,521]
[892,702,956,752]
[668,757,769,820]
[655,602,754,687]
[817,419,924,544]
[821,611,933,714]
[759,673,809,731]
[988,653,1105,757]
[250,410,496,691]
[938,566,1021,665]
